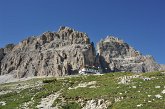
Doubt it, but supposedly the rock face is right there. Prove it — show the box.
[160,65,165,71]
[0,48,4,61]
[0,26,96,77]
[97,36,161,73]
[0,27,164,78]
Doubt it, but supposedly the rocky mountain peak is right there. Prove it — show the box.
[58,26,75,33]
[97,36,161,73]
[0,26,95,77]
[104,36,124,43]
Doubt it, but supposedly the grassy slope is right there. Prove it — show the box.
[0,72,165,109]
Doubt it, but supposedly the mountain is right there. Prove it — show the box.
[0,26,96,78]
[0,26,164,78]
[97,36,162,73]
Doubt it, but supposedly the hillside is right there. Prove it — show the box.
[0,71,165,109]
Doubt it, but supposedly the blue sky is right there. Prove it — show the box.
[0,0,165,64]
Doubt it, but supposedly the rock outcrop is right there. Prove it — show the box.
[160,65,165,71]
[97,36,161,73]
[0,26,96,77]
[0,48,4,61]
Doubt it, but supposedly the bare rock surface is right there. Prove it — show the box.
[160,65,165,71]
[82,99,110,109]
[37,91,61,109]
[0,74,16,84]
[97,36,162,73]
[0,27,164,79]
[0,26,96,78]
[0,101,6,106]
[68,81,97,90]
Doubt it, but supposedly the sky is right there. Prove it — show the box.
[0,0,165,64]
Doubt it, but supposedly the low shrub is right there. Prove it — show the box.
[43,78,57,83]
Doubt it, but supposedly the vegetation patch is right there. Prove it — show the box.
[42,78,57,83]
[61,102,81,109]
[0,71,165,109]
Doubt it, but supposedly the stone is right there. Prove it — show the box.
[82,99,109,109]
[161,90,165,94]
[132,86,136,88]
[69,81,97,90]
[155,94,162,99]
[137,104,143,107]
[155,86,160,88]
[0,101,6,106]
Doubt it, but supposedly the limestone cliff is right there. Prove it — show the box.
[97,36,161,73]
[0,26,96,77]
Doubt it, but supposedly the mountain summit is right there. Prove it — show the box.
[97,36,163,73]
